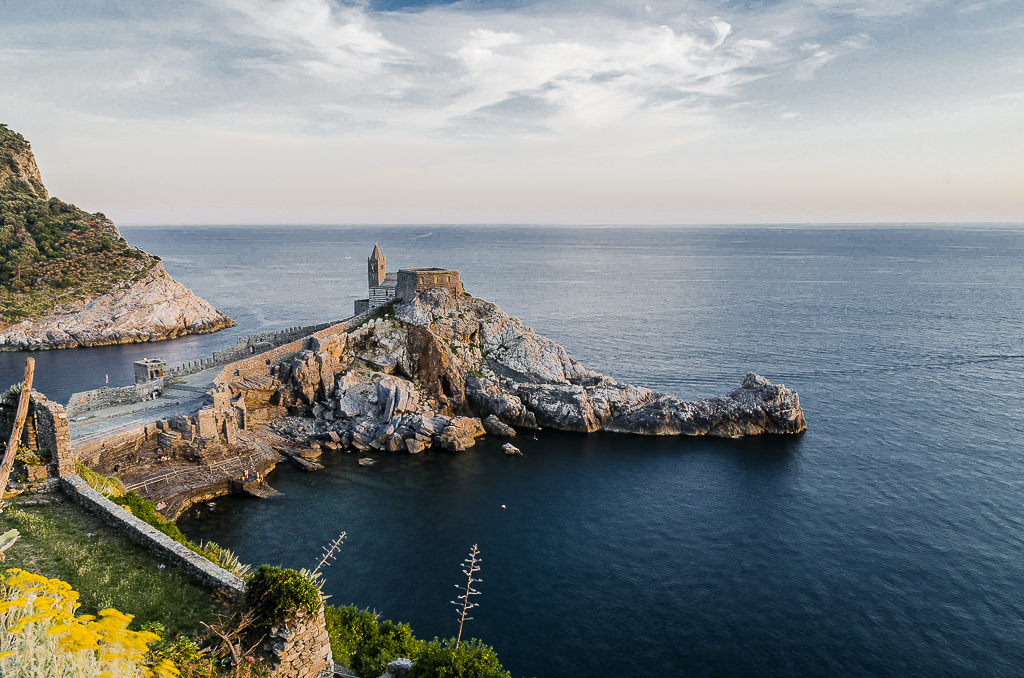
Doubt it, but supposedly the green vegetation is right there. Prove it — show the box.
[324,605,511,678]
[0,499,217,637]
[112,491,190,543]
[74,459,127,497]
[244,565,322,626]
[76,464,248,578]
[0,123,159,323]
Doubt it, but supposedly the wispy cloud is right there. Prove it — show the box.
[795,33,872,80]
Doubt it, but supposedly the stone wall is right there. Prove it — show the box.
[266,607,334,678]
[395,268,462,302]
[1,391,74,479]
[167,323,338,380]
[59,473,245,594]
[62,322,341,417]
[31,395,74,476]
[213,310,375,389]
[66,380,164,417]
[72,422,157,469]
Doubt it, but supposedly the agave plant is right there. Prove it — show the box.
[0,529,20,560]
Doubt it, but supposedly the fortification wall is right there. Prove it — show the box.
[66,380,164,418]
[213,309,374,388]
[63,322,339,415]
[168,322,337,380]
[395,268,462,302]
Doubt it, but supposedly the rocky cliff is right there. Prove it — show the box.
[0,261,233,350]
[239,288,805,455]
[0,123,233,348]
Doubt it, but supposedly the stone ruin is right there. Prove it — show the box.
[0,389,74,483]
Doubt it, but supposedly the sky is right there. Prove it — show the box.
[1,0,1021,225]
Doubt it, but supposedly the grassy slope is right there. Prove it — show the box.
[0,123,161,324]
[0,498,217,636]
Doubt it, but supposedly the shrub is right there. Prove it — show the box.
[323,606,510,678]
[244,566,321,627]
[324,606,422,677]
[111,492,188,543]
[76,460,126,497]
[415,638,511,678]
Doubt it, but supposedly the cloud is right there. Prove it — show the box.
[802,0,945,18]
[795,32,872,79]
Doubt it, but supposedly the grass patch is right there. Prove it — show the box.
[0,498,217,636]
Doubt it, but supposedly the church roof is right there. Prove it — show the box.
[370,243,384,260]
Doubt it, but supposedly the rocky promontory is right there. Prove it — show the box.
[0,123,232,349]
[237,288,805,455]
[0,261,233,350]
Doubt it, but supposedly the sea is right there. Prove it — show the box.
[3,225,1024,677]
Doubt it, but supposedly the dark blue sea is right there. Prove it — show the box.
[5,226,1024,677]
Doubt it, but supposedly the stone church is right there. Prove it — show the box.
[354,244,463,315]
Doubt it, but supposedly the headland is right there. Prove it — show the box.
[39,245,805,522]
[0,123,232,350]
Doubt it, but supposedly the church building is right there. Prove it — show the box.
[354,245,463,315]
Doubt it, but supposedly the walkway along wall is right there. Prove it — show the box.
[64,321,341,415]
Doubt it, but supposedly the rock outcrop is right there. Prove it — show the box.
[0,123,233,350]
[0,262,233,350]
[250,288,805,456]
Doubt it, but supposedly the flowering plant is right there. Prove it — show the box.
[0,568,177,677]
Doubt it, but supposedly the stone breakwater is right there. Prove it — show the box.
[0,262,233,350]
[233,289,805,456]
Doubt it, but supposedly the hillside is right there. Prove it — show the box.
[0,124,232,348]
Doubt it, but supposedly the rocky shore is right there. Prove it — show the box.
[0,262,233,350]
[237,288,805,457]
[1,122,233,350]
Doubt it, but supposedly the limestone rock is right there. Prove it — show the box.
[483,414,516,437]
[378,658,414,678]
[377,376,420,419]
[0,263,233,350]
[465,376,537,429]
[437,417,486,451]
[502,443,522,455]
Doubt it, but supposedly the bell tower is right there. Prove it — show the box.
[368,244,385,288]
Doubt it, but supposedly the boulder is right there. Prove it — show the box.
[378,658,414,678]
[465,375,538,429]
[377,376,421,419]
[502,443,522,455]
[438,417,486,451]
[405,438,426,454]
[482,414,516,437]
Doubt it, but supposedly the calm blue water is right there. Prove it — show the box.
[6,226,1024,677]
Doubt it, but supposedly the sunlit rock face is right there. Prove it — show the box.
[268,288,805,457]
[0,262,233,350]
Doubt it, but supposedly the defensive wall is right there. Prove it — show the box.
[213,308,377,387]
[66,380,165,418]
[65,322,338,415]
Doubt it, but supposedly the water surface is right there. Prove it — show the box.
[6,226,1024,677]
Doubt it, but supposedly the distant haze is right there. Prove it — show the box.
[2,0,1022,225]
